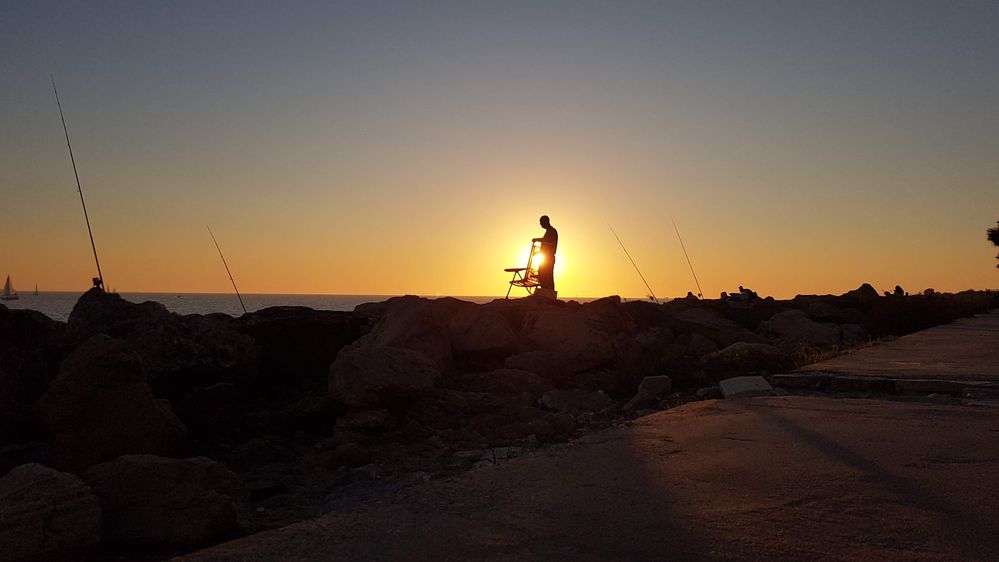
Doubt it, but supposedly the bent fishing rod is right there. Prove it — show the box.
[207,225,248,314]
[52,76,105,290]
[608,224,659,304]
[671,216,703,298]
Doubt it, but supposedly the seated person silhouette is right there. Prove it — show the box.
[532,215,558,293]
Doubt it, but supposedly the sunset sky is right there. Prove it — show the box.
[2,2,997,299]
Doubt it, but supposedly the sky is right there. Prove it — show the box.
[2,1,997,299]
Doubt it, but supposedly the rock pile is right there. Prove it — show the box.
[0,285,996,560]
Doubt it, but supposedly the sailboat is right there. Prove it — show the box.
[1,276,18,301]
[33,284,39,296]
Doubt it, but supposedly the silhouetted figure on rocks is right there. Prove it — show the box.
[532,215,558,293]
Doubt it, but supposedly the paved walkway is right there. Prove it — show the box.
[797,311,999,382]
[180,396,999,562]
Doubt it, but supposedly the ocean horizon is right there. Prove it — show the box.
[1,291,621,322]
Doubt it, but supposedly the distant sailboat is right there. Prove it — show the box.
[34,284,39,296]
[1,276,18,301]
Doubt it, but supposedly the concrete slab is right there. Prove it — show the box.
[179,396,999,562]
[719,375,773,398]
[796,311,999,382]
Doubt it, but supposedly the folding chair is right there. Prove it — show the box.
[504,240,542,298]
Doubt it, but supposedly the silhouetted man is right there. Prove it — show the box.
[532,215,558,292]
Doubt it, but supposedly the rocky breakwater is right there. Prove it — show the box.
[0,286,997,560]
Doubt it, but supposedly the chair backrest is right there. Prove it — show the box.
[524,240,542,282]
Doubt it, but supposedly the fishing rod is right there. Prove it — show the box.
[207,226,247,314]
[671,217,703,298]
[608,224,659,304]
[52,76,106,290]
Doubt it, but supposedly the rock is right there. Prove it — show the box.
[579,296,635,334]
[801,301,866,324]
[696,386,722,400]
[529,412,578,442]
[762,309,837,346]
[237,306,362,385]
[539,389,614,414]
[839,283,881,307]
[335,408,391,432]
[38,335,186,472]
[703,342,792,378]
[349,463,384,482]
[504,350,573,383]
[480,446,524,462]
[86,455,243,547]
[623,375,673,411]
[329,344,441,407]
[519,305,619,375]
[719,376,773,398]
[233,437,294,466]
[722,298,787,330]
[330,443,372,468]
[174,382,246,445]
[0,306,67,408]
[248,483,288,502]
[66,289,258,400]
[0,463,101,562]
[673,308,763,347]
[353,296,456,370]
[688,333,718,357]
[444,369,554,399]
[447,303,516,355]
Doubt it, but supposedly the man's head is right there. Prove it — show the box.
[539,215,551,228]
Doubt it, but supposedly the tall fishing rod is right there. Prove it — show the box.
[207,226,247,314]
[52,76,105,290]
[671,217,703,298]
[608,224,659,304]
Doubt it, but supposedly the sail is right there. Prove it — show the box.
[2,276,17,299]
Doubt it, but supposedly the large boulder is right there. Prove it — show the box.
[0,305,67,408]
[447,303,516,356]
[86,455,242,547]
[353,296,456,370]
[800,300,866,324]
[0,308,64,450]
[838,283,881,308]
[623,375,673,411]
[762,309,867,348]
[539,389,615,414]
[237,306,362,385]
[66,289,258,400]
[672,308,763,347]
[38,335,186,472]
[444,368,554,400]
[504,350,574,383]
[703,342,792,378]
[329,344,441,407]
[516,299,622,379]
[0,463,101,562]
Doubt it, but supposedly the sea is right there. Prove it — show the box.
[1,292,502,322]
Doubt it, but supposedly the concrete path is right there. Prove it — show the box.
[180,396,999,562]
[797,311,999,382]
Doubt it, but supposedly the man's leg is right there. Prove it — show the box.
[539,259,555,290]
